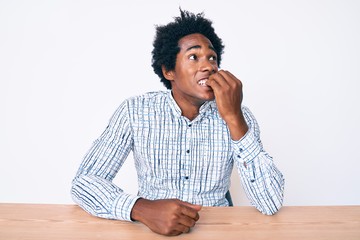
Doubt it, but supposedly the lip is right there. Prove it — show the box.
[197,75,211,85]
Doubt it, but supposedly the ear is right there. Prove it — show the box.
[162,65,175,81]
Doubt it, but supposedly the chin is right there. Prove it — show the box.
[200,92,215,101]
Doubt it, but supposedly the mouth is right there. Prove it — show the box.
[198,79,209,86]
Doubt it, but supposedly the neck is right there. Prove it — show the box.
[171,91,204,121]
[182,108,199,121]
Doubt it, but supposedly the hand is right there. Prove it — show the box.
[130,198,202,236]
[206,70,248,140]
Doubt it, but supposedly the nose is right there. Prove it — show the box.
[200,59,217,73]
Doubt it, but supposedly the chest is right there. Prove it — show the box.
[132,114,233,171]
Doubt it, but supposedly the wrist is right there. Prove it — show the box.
[131,198,149,222]
[225,113,248,141]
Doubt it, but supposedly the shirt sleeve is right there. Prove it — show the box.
[232,106,285,215]
[70,100,140,221]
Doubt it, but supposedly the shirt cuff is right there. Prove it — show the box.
[232,130,262,165]
[113,193,141,221]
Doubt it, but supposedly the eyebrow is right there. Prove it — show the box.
[186,45,216,52]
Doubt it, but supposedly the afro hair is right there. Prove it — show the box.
[151,9,224,89]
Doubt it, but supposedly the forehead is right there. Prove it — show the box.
[178,33,214,51]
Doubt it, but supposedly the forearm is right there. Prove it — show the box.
[71,100,137,220]
[71,174,139,221]
[232,107,285,214]
[236,150,285,215]
[225,111,249,141]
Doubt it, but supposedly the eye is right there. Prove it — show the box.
[189,54,197,60]
[209,55,217,61]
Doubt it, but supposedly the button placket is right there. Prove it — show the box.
[182,120,192,192]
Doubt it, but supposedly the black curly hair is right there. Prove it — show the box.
[151,9,225,89]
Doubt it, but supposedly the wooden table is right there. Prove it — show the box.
[0,204,359,240]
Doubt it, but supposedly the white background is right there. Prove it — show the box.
[1,0,359,206]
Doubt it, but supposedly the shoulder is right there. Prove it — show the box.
[125,90,168,104]
[121,90,169,115]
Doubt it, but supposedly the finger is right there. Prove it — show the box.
[182,226,191,234]
[167,229,183,236]
[180,206,201,221]
[179,214,197,227]
[205,75,222,90]
[218,70,242,87]
[166,216,194,235]
[174,224,191,234]
[206,76,226,96]
[207,71,228,88]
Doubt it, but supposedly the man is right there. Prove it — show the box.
[71,9,285,236]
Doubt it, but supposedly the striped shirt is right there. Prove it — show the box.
[71,90,285,221]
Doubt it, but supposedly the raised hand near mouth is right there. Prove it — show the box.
[206,70,249,140]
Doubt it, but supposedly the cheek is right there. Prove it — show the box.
[178,69,195,81]
[174,62,198,81]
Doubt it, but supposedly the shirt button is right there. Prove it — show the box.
[188,124,192,127]
[184,176,189,180]
[186,150,190,153]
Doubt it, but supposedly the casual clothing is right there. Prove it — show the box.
[71,90,285,221]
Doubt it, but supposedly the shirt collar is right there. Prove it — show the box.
[166,90,216,118]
